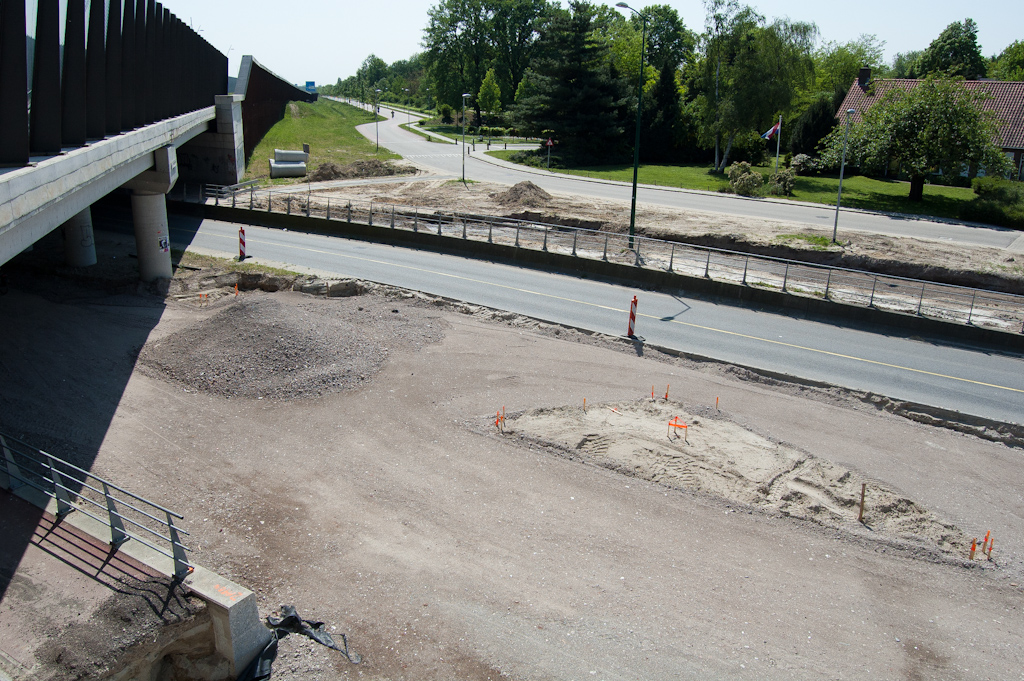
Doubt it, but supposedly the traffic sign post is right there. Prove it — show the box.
[546,138,553,169]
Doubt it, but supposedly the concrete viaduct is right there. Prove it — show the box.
[0,0,315,280]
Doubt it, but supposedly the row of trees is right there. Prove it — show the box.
[321,1,1020,178]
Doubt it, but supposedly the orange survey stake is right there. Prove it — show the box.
[668,417,688,442]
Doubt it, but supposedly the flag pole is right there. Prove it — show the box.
[774,115,782,173]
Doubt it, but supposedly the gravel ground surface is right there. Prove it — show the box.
[2,239,1023,680]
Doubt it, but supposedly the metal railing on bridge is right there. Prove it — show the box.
[0,432,192,577]
[179,183,1024,337]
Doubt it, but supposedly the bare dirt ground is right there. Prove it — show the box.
[2,237,1023,680]
[313,177,1024,293]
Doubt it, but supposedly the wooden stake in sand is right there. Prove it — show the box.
[668,417,687,442]
[664,385,670,400]
[716,397,719,411]
[858,483,866,523]
[970,538,977,560]
[583,398,587,413]
[988,538,994,560]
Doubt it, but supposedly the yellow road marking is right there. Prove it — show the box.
[202,228,1023,395]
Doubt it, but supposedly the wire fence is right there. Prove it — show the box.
[177,183,1024,336]
[1,432,192,577]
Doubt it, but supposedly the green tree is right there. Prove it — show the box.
[916,18,987,80]
[641,63,685,162]
[514,0,625,164]
[489,0,552,108]
[478,67,503,122]
[424,0,494,114]
[821,76,1011,201]
[991,40,1024,81]
[890,50,923,78]
[814,35,886,93]
[629,4,696,70]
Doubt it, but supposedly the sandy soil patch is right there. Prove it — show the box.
[507,400,969,559]
[311,177,1024,292]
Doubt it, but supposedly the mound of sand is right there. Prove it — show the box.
[493,181,552,208]
[508,400,970,557]
[309,160,414,182]
[139,293,445,399]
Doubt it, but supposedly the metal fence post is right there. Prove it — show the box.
[214,186,219,206]
[542,226,548,251]
[250,186,254,210]
[704,250,711,278]
[515,225,520,248]
[824,269,832,299]
[571,230,577,256]
[602,234,609,261]
[967,290,977,325]
[635,239,641,267]
[348,202,352,223]
[286,196,292,215]
[414,208,418,231]
[742,256,749,285]
[868,276,878,307]
[327,198,331,220]
[268,189,272,212]
[437,218,443,236]
[462,218,467,239]
[231,190,236,209]
[45,454,74,517]
[369,202,373,226]
[782,262,789,292]
[391,205,395,228]
[103,482,129,547]
[1,435,21,490]
[168,512,190,577]
[668,244,674,272]
[916,281,926,316]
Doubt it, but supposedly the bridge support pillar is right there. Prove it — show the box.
[61,208,97,267]
[130,192,173,281]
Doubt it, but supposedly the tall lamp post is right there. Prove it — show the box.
[374,89,382,151]
[616,2,648,251]
[462,92,471,183]
[832,108,856,243]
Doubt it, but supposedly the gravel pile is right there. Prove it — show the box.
[308,159,414,181]
[139,292,446,400]
[493,181,552,207]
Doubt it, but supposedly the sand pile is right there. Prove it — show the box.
[493,181,552,207]
[139,292,445,399]
[308,160,414,182]
[507,400,970,557]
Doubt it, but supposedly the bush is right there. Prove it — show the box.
[438,104,453,124]
[961,177,1024,228]
[727,162,764,196]
[767,169,796,196]
[790,154,815,175]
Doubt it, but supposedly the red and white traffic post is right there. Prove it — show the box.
[238,226,246,260]
[546,137,554,169]
[627,295,638,337]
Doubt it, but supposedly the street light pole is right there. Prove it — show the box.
[832,108,856,244]
[462,92,471,183]
[374,89,382,151]
[403,88,411,125]
[617,2,648,251]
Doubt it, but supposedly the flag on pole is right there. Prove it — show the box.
[761,120,781,140]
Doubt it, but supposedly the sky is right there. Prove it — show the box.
[156,0,1020,86]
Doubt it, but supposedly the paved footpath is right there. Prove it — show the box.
[0,489,159,679]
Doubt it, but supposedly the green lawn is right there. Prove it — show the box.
[485,151,977,221]
[245,99,399,184]
[421,124,540,145]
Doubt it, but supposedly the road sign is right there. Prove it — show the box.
[546,138,554,146]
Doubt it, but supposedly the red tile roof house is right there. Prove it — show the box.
[837,68,1024,182]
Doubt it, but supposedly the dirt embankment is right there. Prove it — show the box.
[314,178,1024,294]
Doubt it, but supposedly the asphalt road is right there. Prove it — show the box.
[352,99,1024,251]
[169,214,1024,425]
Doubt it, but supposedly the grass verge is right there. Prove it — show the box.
[244,99,400,185]
[173,250,302,277]
[484,151,979,222]
[400,123,456,144]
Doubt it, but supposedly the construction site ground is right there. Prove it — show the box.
[1,227,1022,680]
